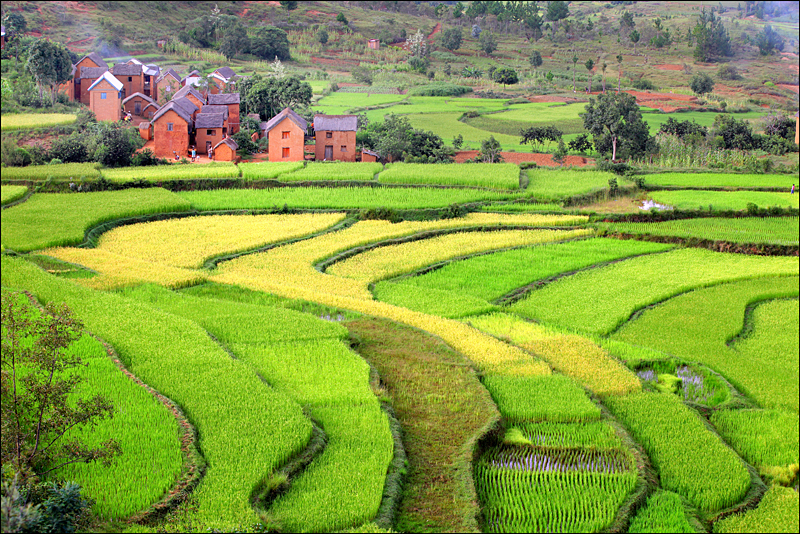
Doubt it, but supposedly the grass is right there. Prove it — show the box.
[524,169,619,201]
[378,163,521,190]
[613,278,799,412]
[100,162,240,182]
[281,162,384,182]
[0,112,77,131]
[1,185,27,205]
[639,172,792,189]
[512,421,624,450]
[0,188,191,253]
[404,112,521,151]
[627,490,696,534]
[712,485,799,533]
[511,248,799,335]
[598,217,800,246]
[479,201,565,212]
[373,281,498,318]
[0,162,101,181]
[238,161,305,180]
[648,190,799,211]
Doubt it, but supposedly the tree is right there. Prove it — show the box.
[92,122,141,167]
[479,31,497,56]
[440,28,463,51]
[219,22,249,60]
[316,28,329,46]
[601,62,608,93]
[546,1,570,23]
[690,72,714,95]
[279,1,297,11]
[755,25,784,55]
[352,66,373,86]
[616,54,623,92]
[25,40,72,105]
[407,29,427,59]
[336,12,348,25]
[620,11,635,34]
[552,138,567,166]
[479,136,503,163]
[585,59,594,93]
[692,8,731,62]
[630,29,640,55]
[250,26,291,61]
[361,114,453,163]
[453,134,464,150]
[571,54,579,93]
[529,50,543,71]
[471,24,482,38]
[583,91,655,161]
[520,125,563,152]
[1,294,120,483]
[453,1,464,19]
[712,114,756,150]
[493,68,518,88]
[2,12,27,41]
[568,133,593,153]
[240,75,312,120]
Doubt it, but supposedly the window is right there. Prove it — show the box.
[167,123,174,131]
[326,132,332,138]
[207,130,215,136]
[282,131,290,139]
[128,76,132,82]
[101,92,107,99]
[282,147,290,158]
[341,145,347,152]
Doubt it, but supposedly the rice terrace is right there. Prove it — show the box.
[1,0,799,533]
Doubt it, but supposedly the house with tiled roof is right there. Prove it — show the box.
[112,62,144,100]
[207,92,240,133]
[172,85,205,110]
[72,52,108,104]
[122,92,156,120]
[195,113,227,155]
[88,71,123,122]
[314,114,358,162]
[210,66,240,94]
[150,99,195,159]
[155,68,181,102]
[264,108,307,162]
[141,101,160,120]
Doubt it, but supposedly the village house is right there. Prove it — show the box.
[368,39,380,50]
[72,52,108,105]
[209,66,238,94]
[155,68,181,103]
[314,114,358,162]
[200,104,229,131]
[361,148,380,163]
[181,70,202,89]
[207,92,240,134]
[141,102,160,120]
[212,137,238,162]
[142,63,161,99]
[263,108,307,162]
[122,93,156,121]
[111,62,144,100]
[195,113,227,156]
[88,71,123,122]
[172,85,205,112]
[150,97,197,159]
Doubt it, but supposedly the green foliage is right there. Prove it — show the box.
[755,25,784,55]
[25,39,72,105]
[713,485,798,533]
[479,135,503,163]
[336,12,348,25]
[100,162,239,182]
[281,162,383,182]
[407,83,472,96]
[690,72,714,96]
[583,92,654,161]
[0,162,101,181]
[316,28,328,46]
[492,68,518,87]
[483,374,600,424]
[478,31,498,56]
[1,478,92,534]
[568,133,593,153]
[659,117,708,138]
[362,114,453,162]
[240,74,312,120]
[529,50,543,68]
[628,490,696,533]
[250,26,291,61]
[692,8,732,62]
[238,161,305,180]
[647,191,798,212]
[351,66,373,86]
[439,27,463,51]
[546,0,570,21]
[219,22,248,60]
[379,162,520,190]
[92,122,142,168]
[716,64,741,81]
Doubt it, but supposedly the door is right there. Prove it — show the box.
[324,145,333,160]
[206,141,212,155]
[134,101,141,115]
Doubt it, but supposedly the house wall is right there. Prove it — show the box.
[362,152,378,163]
[73,56,103,104]
[152,109,190,158]
[89,80,121,122]
[119,74,144,101]
[123,95,152,119]
[268,117,305,162]
[315,130,356,162]
[226,103,240,134]
[185,93,205,113]
[196,128,224,155]
[214,143,236,162]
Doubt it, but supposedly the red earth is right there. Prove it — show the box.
[654,64,684,71]
[307,10,336,16]
[454,151,591,167]
[427,22,442,40]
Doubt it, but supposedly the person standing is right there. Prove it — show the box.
[191,146,196,162]
[792,184,795,194]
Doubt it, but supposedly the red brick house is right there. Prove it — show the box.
[195,113,227,156]
[209,66,238,94]
[361,148,380,162]
[72,52,108,105]
[76,66,109,105]
[155,68,181,103]
[111,63,145,101]
[213,137,238,162]
[141,102,160,120]
[150,99,195,159]
[264,108,307,162]
[314,115,358,162]
[207,92,240,134]
[172,85,205,112]
[122,93,156,121]
[88,71,123,122]
[201,104,229,128]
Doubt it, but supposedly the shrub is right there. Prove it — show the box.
[632,79,656,91]
[690,72,715,95]
[408,83,472,96]
[716,64,741,80]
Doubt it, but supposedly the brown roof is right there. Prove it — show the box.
[195,113,226,129]
[142,102,160,112]
[214,138,238,151]
[207,92,240,105]
[314,114,358,132]
[214,66,237,80]
[151,100,194,126]
[200,105,229,119]
[264,107,307,133]
[171,96,199,116]
[157,68,181,83]
[77,52,108,70]
[173,85,204,102]
[122,92,155,105]
[80,66,108,79]
[112,63,143,76]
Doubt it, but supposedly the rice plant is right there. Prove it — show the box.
[100,162,240,182]
[712,485,798,533]
[238,161,305,180]
[524,169,619,201]
[513,421,623,450]
[648,190,798,211]
[598,217,799,246]
[637,171,790,189]
[1,185,27,205]
[627,490,696,534]
[0,113,77,131]
[378,163,521,190]
[282,162,384,182]
[372,281,498,318]
[1,162,101,181]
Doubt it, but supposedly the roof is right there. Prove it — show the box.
[157,68,181,83]
[182,70,202,82]
[112,63,143,76]
[171,96,199,116]
[126,58,143,65]
[122,92,155,105]
[77,52,108,70]
[151,100,194,126]
[201,105,229,119]
[139,121,150,129]
[314,114,358,132]
[143,64,160,77]
[363,148,380,157]
[142,102,160,112]
[80,66,108,79]
[207,92,240,105]
[263,107,307,133]
[213,66,237,80]
[87,71,124,92]
[173,85,204,102]
[214,138,238,151]
[195,113,226,129]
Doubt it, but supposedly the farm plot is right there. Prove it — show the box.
[328,228,593,284]
[605,392,750,513]
[179,186,522,210]
[479,201,565,212]
[404,113,521,151]
[483,374,600,424]
[613,278,799,412]
[469,313,640,397]
[1,188,191,253]
[712,485,799,533]
[628,490,696,534]
[239,161,305,180]
[647,190,799,211]
[598,217,800,246]
[1,185,27,205]
[524,169,619,201]
[279,162,384,182]
[378,162,521,190]
[512,421,624,450]
[640,172,791,189]
[0,162,101,181]
[0,112,77,131]
[465,102,587,136]
[94,212,348,268]
[511,248,799,335]
[373,282,498,318]
[1,256,313,531]
[2,291,183,521]
[100,162,240,182]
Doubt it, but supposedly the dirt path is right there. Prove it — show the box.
[455,151,592,167]
[427,22,442,40]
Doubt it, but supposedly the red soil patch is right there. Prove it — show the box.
[427,22,442,40]
[625,90,698,103]
[776,84,799,93]
[527,95,578,103]
[654,64,683,71]
[454,151,591,167]
[307,10,335,16]
[780,51,799,58]
[67,37,95,47]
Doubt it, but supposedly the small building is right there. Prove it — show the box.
[141,102,160,120]
[139,121,152,141]
[209,66,238,94]
[72,52,108,104]
[77,66,109,105]
[361,148,380,163]
[182,69,202,88]
[122,92,156,120]
[264,107,307,162]
[150,99,194,159]
[368,39,380,50]
[155,68,181,103]
[207,92,240,134]
[314,114,358,162]
[195,113,227,155]
[212,137,238,162]
[88,71,123,122]
[173,85,205,112]
[112,62,144,100]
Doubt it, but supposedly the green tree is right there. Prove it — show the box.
[316,28,329,46]
[1,294,120,484]
[571,54,579,92]
[601,62,608,93]
[2,12,27,41]
[552,138,567,166]
[219,22,249,60]
[692,8,731,62]
[630,29,640,55]
[479,135,503,163]
[25,40,72,105]
[585,59,595,93]
[278,0,297,11]
[546,1,570,23]
[336,12,348,25]
[755,25,784,55]
[616,54,623,92]
[240,75,312,120]
[453,1,464,18]
[520,125,563,152]
[529,50,543,70]
[352,66,373,86]
[493,68,518,88]
[583,91,655,161]
[479,31,497,56]
[690,72,714,95]
[440,28,463,51]
[250,26,291,61]
[620,11,635,34]
[92,122,141,167]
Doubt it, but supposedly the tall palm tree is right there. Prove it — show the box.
[571,54,579,93]
[616,54,623,93]
[585,59,594,93]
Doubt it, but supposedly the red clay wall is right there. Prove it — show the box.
[119,75,144,101]
[214,143,236,162]
[73,56,103,105]
[196,127,224,155]
[89,80,121,122]
[123,95,152,120]
[152,109,190,159]
[268,117,305,162]
[226,103,240,134]
[315,130,356,162]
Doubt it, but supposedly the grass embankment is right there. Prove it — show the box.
[0,113,77,131]
[346,317,498,533]
[1,185,28,205]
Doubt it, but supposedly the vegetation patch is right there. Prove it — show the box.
[378,162,521,190]
[100,162,240,182]
[279,162,384,182]
[1,162,102,182]
[0,113,77,131]
[1,185,28,205]
[239,161,305,180]
[648,190,799,212]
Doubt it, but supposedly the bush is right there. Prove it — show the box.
[131,149,167,167]
[408,83,472,97]
[631,79,656,91]
[690,72,714,95]
[48,133,92,163]
[716,64,741,80]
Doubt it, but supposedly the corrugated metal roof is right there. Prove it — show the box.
[112,63,143,76]
[80,66,108,79]
[207,92,240,105]
[87,71,123,92]
[122,92,155,105]
[195,113,226,128]
[314,114,358,131]
[263,107,307,133]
